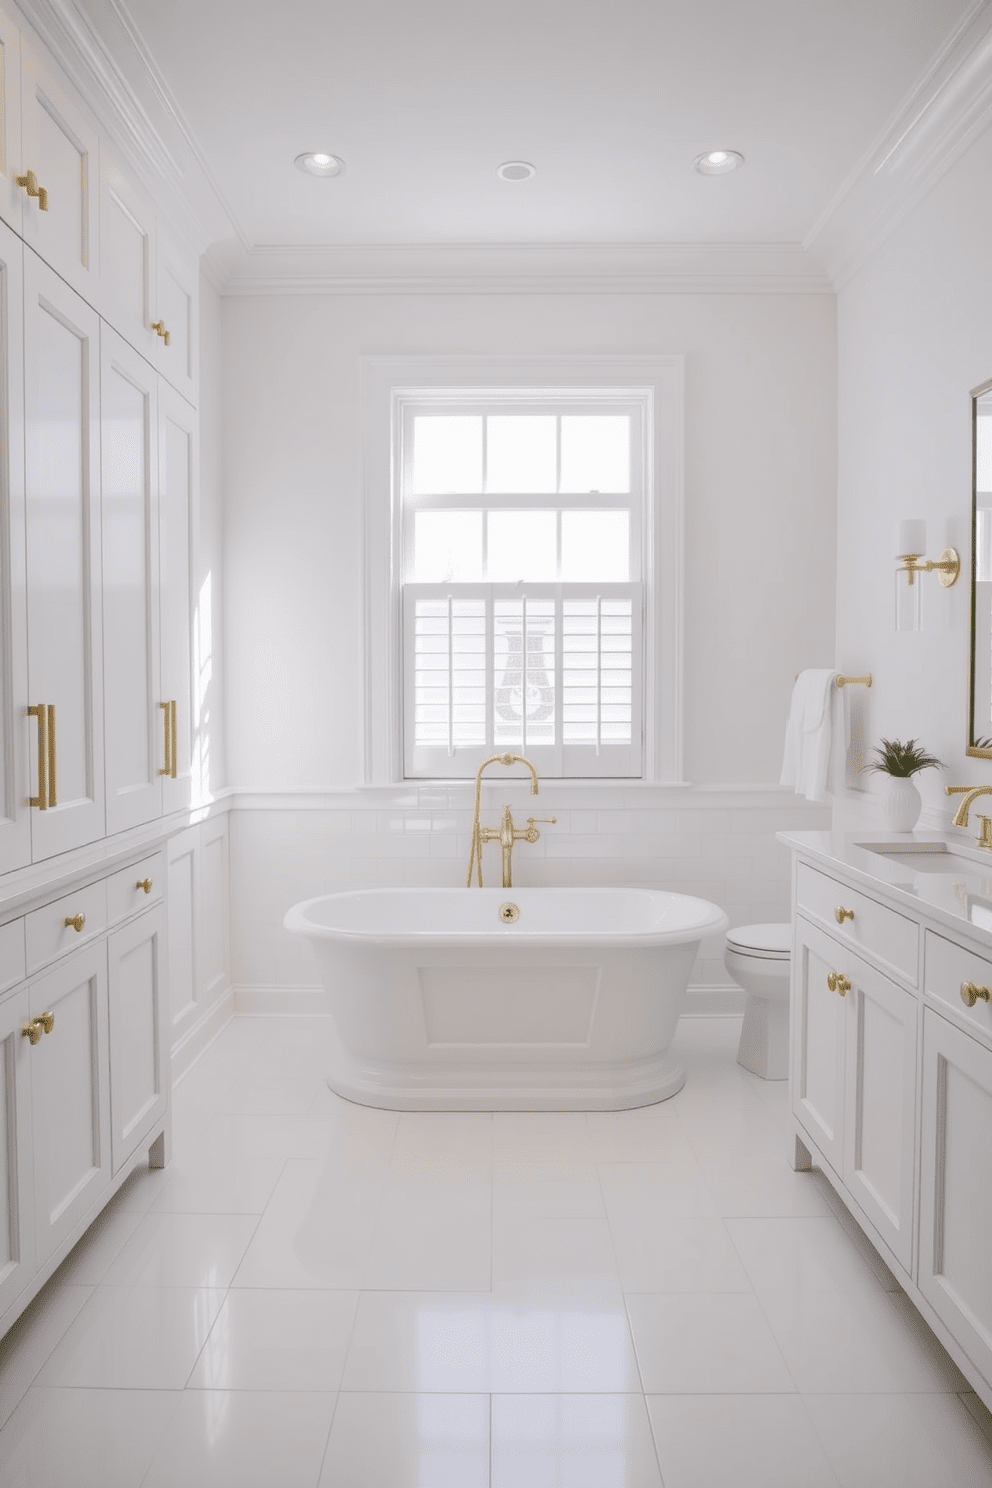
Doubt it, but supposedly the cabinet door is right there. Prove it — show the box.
[152,231,197,402]
[18,41,99,303]
[0,216,28,874]
[23,252,104,859]
[842,959,917,1275]
[108,906,167,1174]
[0,6,22,234]
[792,917,848,1175]
[0,985,35,1319]
[920,1009,992,1390]
[102,327,162,834]
[165,823,198,1052]
[29,943,111,1265]
[99,151,156,361]
[158,382,195,813]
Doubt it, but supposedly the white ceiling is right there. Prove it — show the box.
[72,0,977,258]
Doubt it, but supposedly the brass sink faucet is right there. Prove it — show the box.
[945,784,992,848]
[466,752,556,887]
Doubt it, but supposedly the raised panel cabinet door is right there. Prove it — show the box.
[99,150,156,361]
[29,943,111,1265]
[920,1009,992,1391]
[792,917,847,1176]
[158,382,195,814]
[0,7,23,233]
[0,215,28,875]
[152,232,197,402]
[23,252,104,860]
[101,327,162,834]
[108,906,167,1174]
[841,959,918,1276]
[0,985,36,1322]
[18,41,99,303]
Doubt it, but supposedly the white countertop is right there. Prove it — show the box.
[777,829,992,955]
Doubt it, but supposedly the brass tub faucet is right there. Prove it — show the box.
[466,752,556,887]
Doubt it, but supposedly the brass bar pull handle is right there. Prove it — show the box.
[15,169,48,210]
[136,878,153,894]
[159,701,172,777]
[64,913,85,933]
[47,703,56,807]
[835,906,855,923]
[21,1021,41,1045]
[151,320,171,346]
[28,703,48,808]
[170,700,177,779]
[961,981,991,1007]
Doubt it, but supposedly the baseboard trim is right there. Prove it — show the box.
[231,983,743,1017]
[171,986,236,1083]
[234,984,326,1015]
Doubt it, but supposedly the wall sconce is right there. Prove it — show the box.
[895,519,959,631]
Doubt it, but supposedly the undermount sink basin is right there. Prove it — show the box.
[857,841,992,874]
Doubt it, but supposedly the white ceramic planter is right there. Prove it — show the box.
[880,776,922,833]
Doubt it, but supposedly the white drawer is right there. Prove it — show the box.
[24,880,108,974]
[107,854,163,925]
[925,930,992,1039]
[796,862,918,982]
[0,919,26,995]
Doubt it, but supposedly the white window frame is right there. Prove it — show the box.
[361,355,684,784]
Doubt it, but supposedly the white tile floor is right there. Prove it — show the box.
[2,1015,992,1487]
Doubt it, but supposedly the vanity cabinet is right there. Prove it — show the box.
[793,912,918,1275]
[785,835,992,1413]
[0,849,169,1337]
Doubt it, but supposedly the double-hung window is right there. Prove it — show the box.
[401,393,644,778]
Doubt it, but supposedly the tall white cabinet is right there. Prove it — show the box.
[0,1,229,1342]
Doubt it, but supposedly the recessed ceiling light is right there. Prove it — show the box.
[496,160,536,182]
[694,149,744,176]
[294,151,345,178]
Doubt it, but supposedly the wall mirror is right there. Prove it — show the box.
[969,378,992,756]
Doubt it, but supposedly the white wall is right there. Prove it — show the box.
[835,128,992,831]
[220,288,837,995]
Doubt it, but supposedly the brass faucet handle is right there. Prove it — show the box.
[978,815,992,850]
[522,815,556,843]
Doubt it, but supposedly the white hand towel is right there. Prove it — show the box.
[780,669,843,802]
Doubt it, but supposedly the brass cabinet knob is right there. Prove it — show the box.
[151,319,171,346]
[136,878,152,894]
[38,1011,54,1034]
[961,981,991,1007]
[15,168,48,210]
[21,1021,41,1045]
[63,913,85,932]
[827,972,851,995]
[834,906,855,924]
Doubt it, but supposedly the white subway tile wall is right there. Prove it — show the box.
[229,790,830,1000]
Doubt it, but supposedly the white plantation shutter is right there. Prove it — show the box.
[404,584,641,777]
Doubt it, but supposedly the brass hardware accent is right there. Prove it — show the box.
[524,815,557,843]
[834,675,873,688]
[897,547,960,588]
[467,753,542,888]
[159,700,177,777]
[826,972,851,995]
[834,906,855,923]
[961,981,992,1007]
[21,1021,41,1045]
[945,784,992,845]
[499,902,520,923]
[37,1011,54,1034]
[28,703,56,808]
[14,169,48,210]
[136,878,153,894]
[64,913,85,932]
[150,320,171,346]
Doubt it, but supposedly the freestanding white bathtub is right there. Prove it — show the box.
[285,886,728,1110]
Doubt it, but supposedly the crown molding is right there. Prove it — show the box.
[806,0,992,286]
[209,239,833,297]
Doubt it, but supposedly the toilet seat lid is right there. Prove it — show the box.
[726,922,791,958]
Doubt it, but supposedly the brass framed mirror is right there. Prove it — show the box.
[969,378,992,757]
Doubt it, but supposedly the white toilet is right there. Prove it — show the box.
[724,923,792,1080]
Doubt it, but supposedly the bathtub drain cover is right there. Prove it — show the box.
[499,902,520,923]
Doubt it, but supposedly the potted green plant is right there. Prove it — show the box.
[867,738,943,832]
